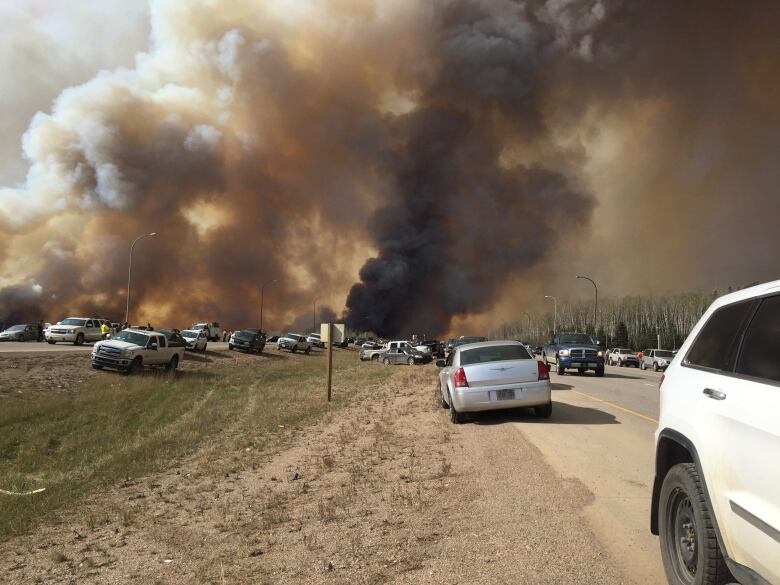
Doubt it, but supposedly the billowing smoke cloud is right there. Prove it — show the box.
[1,1,778,335]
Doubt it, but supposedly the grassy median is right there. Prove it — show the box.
[0,350,392,539]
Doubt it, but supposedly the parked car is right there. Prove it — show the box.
[0,324,38,342]
[46,317,104,345]
[382,347,431,365]
[542,332,605,376]
[180,329,208,351]
[641,348,675,371]
[91,328,184,374]
[277,333,311,354]
[359,343,386,361]
[437,341,551,423]
[307,333,325,348]
[157,328,188,349]
[229,330,266,353]
[191,322,223,342]
[651,280,780,585]
[608,348,640,367]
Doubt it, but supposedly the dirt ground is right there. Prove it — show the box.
[1,355,627,584]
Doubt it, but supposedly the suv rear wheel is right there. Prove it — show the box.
[659,463,732,585]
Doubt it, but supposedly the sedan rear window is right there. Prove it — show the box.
[460,345,532,365]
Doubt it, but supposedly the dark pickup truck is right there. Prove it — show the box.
[542,332,605,376]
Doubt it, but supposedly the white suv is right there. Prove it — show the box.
[652,280,780,585]
[46,317,104,345]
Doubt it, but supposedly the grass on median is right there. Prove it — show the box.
[0,350,393,540]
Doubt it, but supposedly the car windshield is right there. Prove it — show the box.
[6,325,25,331]
[286,333,298,341]
[112,331,148,346]
[460,344,532,365]
[558,334,596,345]
[61,318,87,326]
[235,331,255,340]
[621,348,634,353]
[181,331,197,339]
[655,350,674,358]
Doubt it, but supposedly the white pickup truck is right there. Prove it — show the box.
[191,322,223,342]
[91,329,184,374]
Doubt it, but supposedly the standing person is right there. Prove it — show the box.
[147,323,153,331]
[37,320,44,342]
[100,321,111,340]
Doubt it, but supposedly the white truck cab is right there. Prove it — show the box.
[191,322,223,342]
[91,328,185,374]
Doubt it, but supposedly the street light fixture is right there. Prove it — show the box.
[544,295,557,335]
[576,275,598,330]
[260,279,278,332]
[125,232,157,324]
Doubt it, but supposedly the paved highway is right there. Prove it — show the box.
[520,364,664,584]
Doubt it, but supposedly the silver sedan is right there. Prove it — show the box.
[436,341,552,423]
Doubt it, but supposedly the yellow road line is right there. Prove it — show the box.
[569,389,659,424]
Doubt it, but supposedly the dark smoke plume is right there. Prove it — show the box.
[1,1,778,334]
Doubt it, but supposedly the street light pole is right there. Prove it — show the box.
[576,275,598,330]
[125,232,157,324]
[544,295,557,336]
[260,279,277,332]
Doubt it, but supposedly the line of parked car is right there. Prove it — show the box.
[605,347,677,371]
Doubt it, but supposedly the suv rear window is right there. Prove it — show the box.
[685,299,755,372]
[460,345,532,365]
[735,295,780,383]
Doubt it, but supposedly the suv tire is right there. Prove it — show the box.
[74,333,84,346]
[407,357,415,365]
[304,346,311,355]
[659,463,732,585]
[439,383,448,409]
[166,354,179,373]
[383,357,390,365]
[127,357,143,375]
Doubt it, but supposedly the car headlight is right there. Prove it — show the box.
[559,349,570,357]
[597,351,604,357]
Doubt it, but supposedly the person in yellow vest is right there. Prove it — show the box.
[100,321,111,340]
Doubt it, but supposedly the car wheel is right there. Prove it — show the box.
[534,402,552,418]
[448,389,465,424]
[92,364,103,370]
[383,357,390,365]
[304,346,311,355]
[166,354,179,373]
[74,333,84,346]
[371,354,378,361]
[291,345,297,353]
[228,344,233,351]
[595,366,605,377]
[407,357,415,365]
[618,359,623,367]
[127,357,143,375]
[439,383,448,409]
[556,359,565,376]
[654,362,659,372]
[659,463,732,585]
[47,340,56,345]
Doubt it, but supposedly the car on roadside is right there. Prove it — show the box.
[640,349,675,371]
[229,330,266,353]
[266,335,279,343]
[542,332,605,376]
[608,348,640,367]
[277,333,311,354]
[381,346,431,365]
[0,324,38,342]
[91,328,184,374]
[46,317,104,345]
[651,279,780,585]
[359,342,386,361]
[180,329,208,351]
[437,340,551,423]
[307,332,325,348]
[191,322,223,342]
[157,328,188,349]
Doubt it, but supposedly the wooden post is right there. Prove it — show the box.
[326,322,333,402]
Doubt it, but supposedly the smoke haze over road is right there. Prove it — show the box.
[0,1,778,335]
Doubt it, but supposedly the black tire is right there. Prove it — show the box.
[407,357,415,366]
[448,389,465,424]
[127,357,143,375]
[534,402,552,418]
[618,359,623,367]
[91,364,103,370]
[228,344,233,351]
[439,384,448,409]
[47,340,56,345]
[166,354,179,373]
[304,346,311,355]
[654,362,659,372]
[371,354,378,361]
[74,333,84,346]
[595,366,605,377]
[291,345,297,353]
[556,359,565,376]
[659,463,732,585]
[382,357,390,365]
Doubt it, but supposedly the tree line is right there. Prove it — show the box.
[490,290,726,350]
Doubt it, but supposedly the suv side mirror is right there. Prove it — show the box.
[149,342,158,350]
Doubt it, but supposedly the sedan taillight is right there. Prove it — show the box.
[537,360,550,381]
[453,367,469,388]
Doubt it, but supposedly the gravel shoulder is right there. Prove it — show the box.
[1,360,627,584]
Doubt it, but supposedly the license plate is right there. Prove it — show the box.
[495,389,516,400]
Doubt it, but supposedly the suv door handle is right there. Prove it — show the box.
[703,388,727,401]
